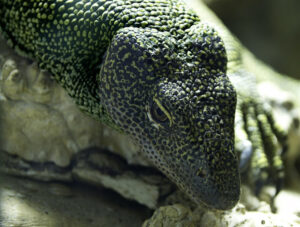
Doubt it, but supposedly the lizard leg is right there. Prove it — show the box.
[256,103,287,195]
[241,100,270,194]
[231,69,286,199]
[238,98,286,197]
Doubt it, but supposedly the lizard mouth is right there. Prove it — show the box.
[138,127,240,210]
[181,157,240,210]
[195,176,240,210]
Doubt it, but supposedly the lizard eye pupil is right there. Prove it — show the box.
[150,102,168,123]
[196,168,207,178]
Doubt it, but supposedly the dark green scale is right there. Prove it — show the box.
[0,0,240,209]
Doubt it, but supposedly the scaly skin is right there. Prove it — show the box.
[0,0,285,210]
[192,0,287,198]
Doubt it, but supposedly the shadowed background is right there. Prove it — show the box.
[204,0,300,79]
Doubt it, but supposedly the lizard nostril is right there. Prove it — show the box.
[196,168,207,178]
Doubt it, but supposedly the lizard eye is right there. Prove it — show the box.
[150,99,170,124]
[196,168,208,178]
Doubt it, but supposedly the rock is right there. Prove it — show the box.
[143,189,300,226]
[72,148,172,209]
[0,38,148,168]
[0,173,150,227]
[142,204,202,227]
[0,37,163,208]
[0,145,173,209]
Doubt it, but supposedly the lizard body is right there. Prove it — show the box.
[0,0,284,210]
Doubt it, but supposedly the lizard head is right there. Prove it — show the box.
[99,25,240,210]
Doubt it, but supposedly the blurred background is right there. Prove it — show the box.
[204,0,300,80]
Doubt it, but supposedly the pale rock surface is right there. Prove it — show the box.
[0,38,163,208]
[143,188,300,227]
[0,173,150,227]
[0,39,147,168]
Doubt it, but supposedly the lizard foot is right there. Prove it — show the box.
[235,96,287,200]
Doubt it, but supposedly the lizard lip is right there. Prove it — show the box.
[190,164,241,210]
[213,189,240,210]
[203,177,240,210]
[195,184,240,210]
